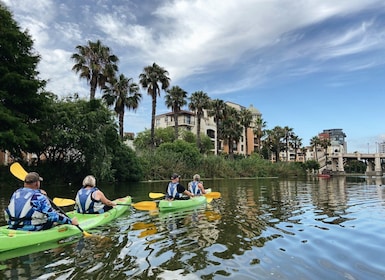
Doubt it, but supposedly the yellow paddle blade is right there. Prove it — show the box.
[206,197,213,203]
[132,201,158,211]
[149,192,165,199]
[205,192,221,199]
[53,197,76,207]
[10,162,28,181]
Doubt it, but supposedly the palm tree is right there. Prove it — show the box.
[291,135,302,162]
[102,74,142,139]
[239,108,253,156]
[221,106,243,157]
[208,99,226,155]
[253,116,267,154]
[189,91,211,151]
[164,86,187,139]
[71,40,119,100]
[283,126,294,162]
[264,126,285,162]
[310,136,321,161]
[139,63,170,147]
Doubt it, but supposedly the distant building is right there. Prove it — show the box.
[154,102,262,155]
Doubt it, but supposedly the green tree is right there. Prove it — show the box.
[189,91,211,151]
[103,74,142,139]
[221,106,243,157]
[310,136,321,161]
[39,96,120,180]
[264,126,285,162]
[71,40,119,100]
[253,116,267,155]
[139,63,171,148]
[164,85,187,139]
[0,4,47,157]
[134,127,175,151]
[283,126,294,162]
[239,108,253,156]
[208,99,226,155]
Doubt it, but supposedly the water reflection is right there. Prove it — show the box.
[1,177,385,279]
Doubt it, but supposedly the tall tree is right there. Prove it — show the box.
[165,86,187,139]
[208,99,226,155]
[264,126,285,162]
[283,126,294,162]
[221,106,243,157]
[189,91,211,151]
[239,108,253,156]
[139,63,170,147]
[0,4,47,157]
[103,74,142,139]
[310,136,321,161]
[71,40,119,100]
[253,116,267,155]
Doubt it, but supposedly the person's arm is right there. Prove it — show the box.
[198,182,206,194]
[178,184,194,197]
[94,190,116,206]
[33,194,78,225]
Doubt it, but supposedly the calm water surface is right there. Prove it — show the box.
[1,176,385,279]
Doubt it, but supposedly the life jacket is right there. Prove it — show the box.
[5,188,48,229]
[75,187,104,214]
[167,182,181,199]
[189,181,202,195]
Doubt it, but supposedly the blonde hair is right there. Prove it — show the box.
[82,175,96,187]
[193,174,200,181]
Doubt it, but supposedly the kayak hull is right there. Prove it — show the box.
[158,196,207,212]
[0,196,131,253]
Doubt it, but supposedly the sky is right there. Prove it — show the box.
[3,0,385,153]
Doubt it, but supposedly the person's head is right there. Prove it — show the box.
[82,175,96,188]
[24,172,43,188]
[193,174,200,181]
[171,173,180,181]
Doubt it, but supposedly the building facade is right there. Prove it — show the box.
[155,102,262,155]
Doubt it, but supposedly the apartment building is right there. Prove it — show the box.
[155,102,262,155]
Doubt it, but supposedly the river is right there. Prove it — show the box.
[1,176,385,279]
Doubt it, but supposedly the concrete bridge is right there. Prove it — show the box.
[326,153,385,176]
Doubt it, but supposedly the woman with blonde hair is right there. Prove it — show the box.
[75,175,116,214]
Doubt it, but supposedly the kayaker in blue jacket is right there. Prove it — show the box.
[75,175,116,214]
[5,172,79,231]
[166,173,194,200]
[188,174,206,195]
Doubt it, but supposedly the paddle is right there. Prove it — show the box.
[53,197,157,211]
[9,162,92,237]
[149,191,221,199]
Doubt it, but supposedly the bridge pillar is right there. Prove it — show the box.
[374,154,383,176]
[338,154,345,173]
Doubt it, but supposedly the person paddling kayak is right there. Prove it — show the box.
[188,174,206,195]
[4,172,79,231]
[166,173,194,200]
[75,175,116,214]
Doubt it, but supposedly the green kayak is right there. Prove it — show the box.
[0,196,131,253]
[158,196,207,212]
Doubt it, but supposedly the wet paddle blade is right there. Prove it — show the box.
[149,192,165,199]
[205,192,221,199]
[132,201,158,211]
[53,197,76,207]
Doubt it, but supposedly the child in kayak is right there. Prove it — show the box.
[166,173,194,200]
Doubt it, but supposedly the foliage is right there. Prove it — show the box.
[71,40,119,100]
[304,160,320,173]
[344,159,366,173]
[0,4,47,157]
[134,127,175,151]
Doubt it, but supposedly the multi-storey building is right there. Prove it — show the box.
[155,102,262,155]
